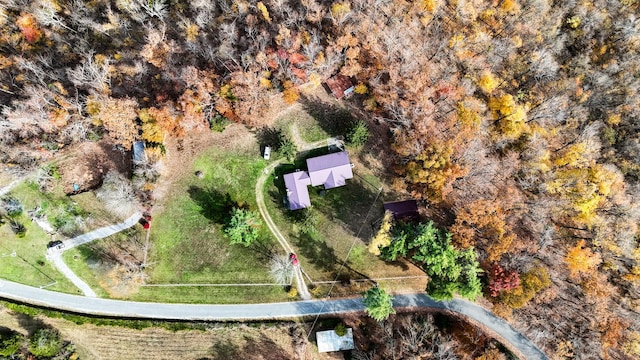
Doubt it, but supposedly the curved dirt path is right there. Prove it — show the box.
[254,124,329,300]
[255,161,311,300]
[0,279,547,360]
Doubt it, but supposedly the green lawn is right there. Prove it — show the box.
[62,246,112,298]
[0,211,78,294]
[0,181,114,294]
[276,110,330,143]
[141,145,289,303]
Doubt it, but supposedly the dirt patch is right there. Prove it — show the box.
[0,309,330,360]
[56,139,132,195]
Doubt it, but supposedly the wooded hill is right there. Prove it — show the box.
[0,0,639,358]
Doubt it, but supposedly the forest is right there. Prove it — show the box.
[0,0,639,358]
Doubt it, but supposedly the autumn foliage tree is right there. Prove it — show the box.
[565,240,602,279]
[487,263,520,297]
[499,266,550,309]
[87,96,139,150]
[451,200,517,262]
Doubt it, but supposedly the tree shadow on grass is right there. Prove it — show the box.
[310,179,382,241]
[299,95,356,138]
[293,233,341,274]
[210,341,240,360]
[187,186,235,224]
[255,127,283,153]
[15,313,49,336]
[243,335,292,360]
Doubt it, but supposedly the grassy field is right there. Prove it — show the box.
[0,221,78,293]
[140,144,289,304]
[0,181,115,294]
[62,245,115,299]
[276,109,330,143]
[264,146,427,297]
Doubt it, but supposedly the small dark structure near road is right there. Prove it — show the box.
[325,74,355,99]
[383,200,419,221]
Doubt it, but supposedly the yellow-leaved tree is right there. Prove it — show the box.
[565,240,602,279]
[138,108,165,144]
[477,71,500,94]
[369,211,394,255]
[402,140,467,201]
[488,94,529,141]
[547,164,623,225]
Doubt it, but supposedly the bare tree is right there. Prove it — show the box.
[67,53,111,93]
[269,255,293,285]
[96,170,140,219]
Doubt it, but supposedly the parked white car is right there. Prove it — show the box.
[263,146,271,160]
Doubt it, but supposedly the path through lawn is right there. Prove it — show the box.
[139,133,287,304]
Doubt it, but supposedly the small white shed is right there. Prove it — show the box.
[316,328,355,353]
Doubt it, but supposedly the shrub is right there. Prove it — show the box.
[96,171,140,219]
[209,113,231,132]
[346,120,369,147]
[50,202,86,237]
[28,328,62,358]
[225,208,262,247]
[287,286,298,298]
[1,196,23,217]
[0,328,23,357]
[9,220,26,238]
[279,136,297,162]
[334,323,347,336]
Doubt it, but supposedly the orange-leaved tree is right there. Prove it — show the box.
[565,240,601,279]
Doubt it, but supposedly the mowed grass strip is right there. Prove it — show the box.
[144,146,288,303]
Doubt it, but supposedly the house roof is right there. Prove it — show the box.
[316,328,354,353]
[284,171,312,210]
[383,200,419,220]
[307,151,353,189]
[325,74,354,99]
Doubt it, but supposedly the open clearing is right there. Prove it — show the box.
[138,126,287,304]
[264,150,427,297]
[265,93,428,297]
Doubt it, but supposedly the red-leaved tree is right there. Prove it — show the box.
[488,263,520,297]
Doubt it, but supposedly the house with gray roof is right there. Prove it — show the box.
[284,151,354,210]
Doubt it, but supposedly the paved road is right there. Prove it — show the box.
[46,212,142,296]
[0,279,547,360]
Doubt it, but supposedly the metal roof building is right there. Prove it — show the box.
[316,328,355,353]
[284,151,354,211]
